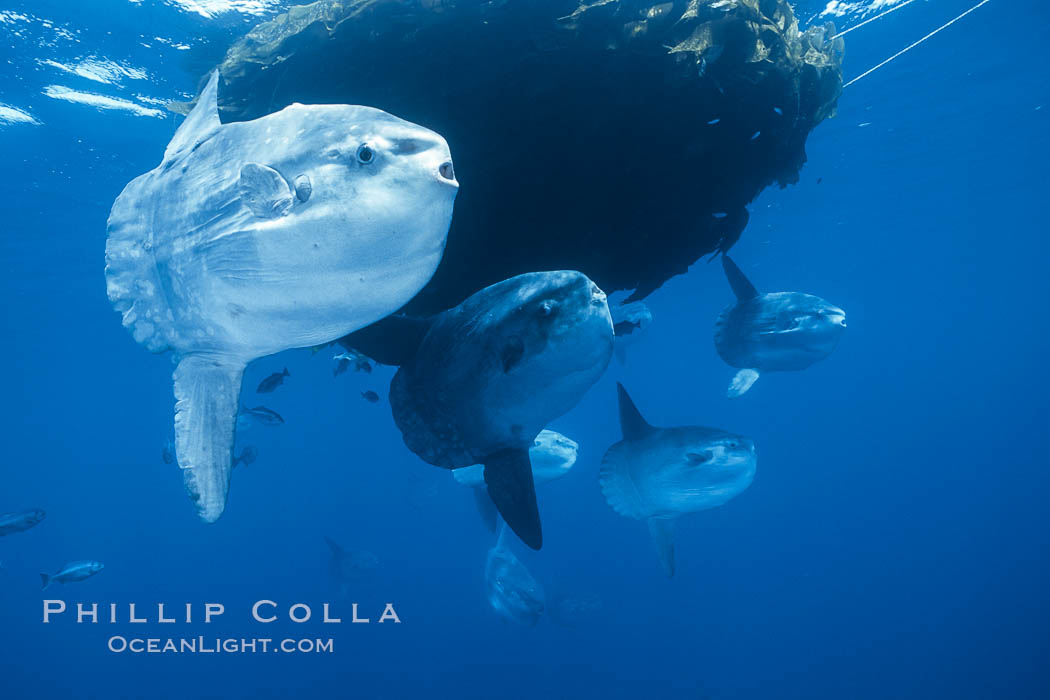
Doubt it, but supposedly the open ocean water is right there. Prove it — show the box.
[1,0,1048,698]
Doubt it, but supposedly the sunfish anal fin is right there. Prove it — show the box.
[483,448,542,550]
[163,70,221,165]
[616,383,658,441]
[173,354,244,523]
[722,256,759,300]
[647,518,676,578]
[727,369,760,398]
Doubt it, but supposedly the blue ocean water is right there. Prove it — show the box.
[1,1,1048,698]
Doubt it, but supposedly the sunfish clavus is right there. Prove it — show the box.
[105,71,458,522]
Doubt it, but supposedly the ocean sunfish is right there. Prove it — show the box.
[484,523,545,627]
[715,256,846,397]
[105,71,458,522]
[452,429,578,532]
[324,536,378,598]
[378,271,613,550]
[599,383,756,577]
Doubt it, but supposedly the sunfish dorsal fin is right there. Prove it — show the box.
[324,536,344,556]
[722,256,759,300]
[483,448,542,550]
[616,383,657,441]
[163,70,221,164]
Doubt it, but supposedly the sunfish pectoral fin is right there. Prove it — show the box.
[163,70,221,164]
[647,518,676,578]
[472,487,499,534]
[722,256,759,300]
[239,163,295,219]
[323,536,344,555]
[173,355,244,523]
[727,369,760,398]
[483,448,542,550]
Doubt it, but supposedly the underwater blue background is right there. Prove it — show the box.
[1,0,1048,697]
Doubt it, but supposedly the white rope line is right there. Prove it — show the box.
[843,0,993,88]
[832,0,920,40]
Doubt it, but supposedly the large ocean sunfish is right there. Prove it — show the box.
[715,256,846,397]
[373,271,613,550]
[105,71,458,522]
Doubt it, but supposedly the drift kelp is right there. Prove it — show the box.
[179,0,842,340]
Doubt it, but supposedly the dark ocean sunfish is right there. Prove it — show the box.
[324,536,378,597]
[599,384,756,577]
[715,256,846,397]
[256,367,289,393]
[40,561,104,589]
[379,271,613,550]
[0,509,46,537]
[484,524,545,627]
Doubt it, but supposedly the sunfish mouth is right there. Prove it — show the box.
[437,161,457,186]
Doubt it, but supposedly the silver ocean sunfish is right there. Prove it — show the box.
[484,524,545,627]
[715,256,846,397]
[599,383,756,577]
[105,71,457,522]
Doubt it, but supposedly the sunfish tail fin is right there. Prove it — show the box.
[728,369,760,398]
[722,256,759,300]
[483,448,542,550]
[40,573,50,590]
[472,487,499,534]
[647,518,676,578]
[173,355,244,523]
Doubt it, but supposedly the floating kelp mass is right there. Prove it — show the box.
[178,0,843,329]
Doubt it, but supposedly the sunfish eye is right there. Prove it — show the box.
[356,144,375,164]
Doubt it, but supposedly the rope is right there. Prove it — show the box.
[843,0,993,88]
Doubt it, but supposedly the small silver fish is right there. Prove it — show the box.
[237,405,285,428]
[256,367,290,393]
[41,560,104,589]
[0,509,46,536]
[361,390,380,404]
